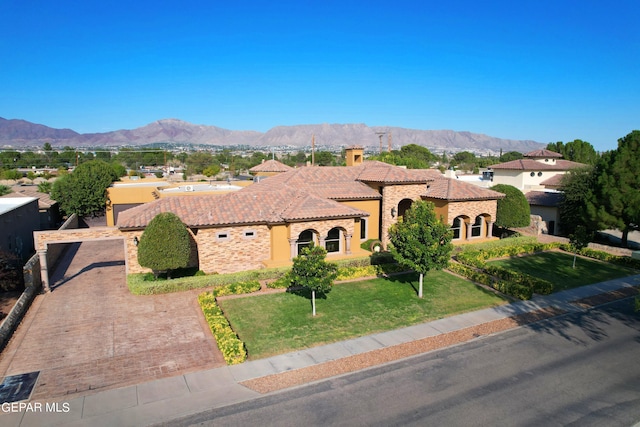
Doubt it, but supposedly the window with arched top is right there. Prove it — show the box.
[325,228,341,253]
[471,216,483,237]
[297,230,315,255]
[451,217,463,240]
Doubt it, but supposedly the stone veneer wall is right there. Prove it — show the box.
[194,225,272,274]
[446,200,497,225]
[380,184,429,247]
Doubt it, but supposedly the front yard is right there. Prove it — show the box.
[487,251,639,292]
[217,271,508,359]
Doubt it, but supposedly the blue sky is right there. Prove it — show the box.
[1,0,638,152]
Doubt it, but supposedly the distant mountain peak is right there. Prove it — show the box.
[0,117,544,153]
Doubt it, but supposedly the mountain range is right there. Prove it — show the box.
[0,117,544,153]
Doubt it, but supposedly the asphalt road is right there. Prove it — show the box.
[165,298,640,427]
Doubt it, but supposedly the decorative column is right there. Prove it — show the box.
[345,233,352,254]
[466,220,473,241]
[288,238,297,259]
[487,221,494,238]
[38,249,51,293]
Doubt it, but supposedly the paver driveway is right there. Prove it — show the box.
[0,240,224,400]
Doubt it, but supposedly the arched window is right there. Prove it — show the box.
[451,217,463,240]
[325,228,341,253]
[471,216,483,237]
[297,230,315,254]
[398,199,413,219]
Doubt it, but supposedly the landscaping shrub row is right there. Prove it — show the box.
[453,242,561,300]
[198,280,261,365]
[559,244,640,270]
[447,261,533,300]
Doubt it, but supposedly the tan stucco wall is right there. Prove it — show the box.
[341,199,380,242]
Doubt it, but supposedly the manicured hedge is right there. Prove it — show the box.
[198,280,261,365]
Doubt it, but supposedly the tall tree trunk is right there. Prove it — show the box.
[622,228,629,248]
[312,290,316,316]
[419,273,423,298]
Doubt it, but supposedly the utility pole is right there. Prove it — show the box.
[375,132,386,154]
[388,132,392,153]
[311,134,315,166]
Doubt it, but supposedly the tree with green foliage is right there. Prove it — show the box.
[558,166,596,236]
[388,201,453,298]
[186,152,216,176]
[313,151,336,166]
[546,139,599,165]
[499,151,523,162]
[287,245,338,316]
[137,212,192,279]
[51,160,120,217]
[587,130,640,247]
[37,181,52,194]
[490,184,531,230]
[569,225,592,269]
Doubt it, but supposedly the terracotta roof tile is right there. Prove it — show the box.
[524,149,563,158]
[539,174,565,187]
[249,159,293,173]
[526,191,563,207]
[423,179,506,201]
[489,159,586,171]
[117,187,369,229]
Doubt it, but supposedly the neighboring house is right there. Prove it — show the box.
[1,185,62,230]
[105,178,251,226]
[488,149,585,192]
[488,149,588,236]
[525,191,564,235]
[116,147,505,275]
[0,197,39,260]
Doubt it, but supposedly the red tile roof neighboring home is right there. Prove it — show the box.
[539,174,566,188]
[423,178,506,201]
[524,149,563,158]
[248,159,293,173]
[117,187,369,229]
[1,185,57,209]
[488,159,585,171]
[525,191,564,207]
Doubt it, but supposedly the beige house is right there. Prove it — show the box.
[489,149,585,191]
[116,148,505,275]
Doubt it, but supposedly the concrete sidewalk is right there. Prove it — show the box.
[2,275,639,427]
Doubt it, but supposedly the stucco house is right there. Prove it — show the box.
[116,148,505,275]
[488,149,585,192]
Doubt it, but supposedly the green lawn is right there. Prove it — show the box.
[487,251,639,292]
[218,271,508,359]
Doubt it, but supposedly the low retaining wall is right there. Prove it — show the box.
[0,214,82,351]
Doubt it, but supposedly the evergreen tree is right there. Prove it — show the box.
[587,131,640,247]
[558,166,596,236]
[490,184,531,229]
[137,212,192,279]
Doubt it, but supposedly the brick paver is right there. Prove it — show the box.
[0,240,224,400]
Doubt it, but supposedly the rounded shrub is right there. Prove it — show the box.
[490,184,531,228]
[137,212,191,278]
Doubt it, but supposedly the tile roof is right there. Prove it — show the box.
[524,149,563,158]
[117,187,369,229]
[525,191,563,207]
[488,159,586,171]
[249,159,293,173]
[0,185,57,209]
[423,178,506,201]
[539,174,565,187]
